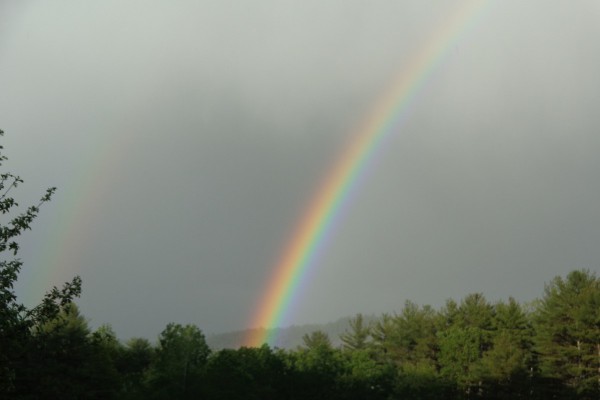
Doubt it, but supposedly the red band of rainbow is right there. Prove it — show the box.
[245,0,491,347]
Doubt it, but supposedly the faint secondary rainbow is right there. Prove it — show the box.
[245,0,491,347]
[20,113,146,308]
[21,131,132,307]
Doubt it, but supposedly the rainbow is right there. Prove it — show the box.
[245,0,491,347]
[21,125,138,307]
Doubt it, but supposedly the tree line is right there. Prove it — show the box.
[1,129,598,399]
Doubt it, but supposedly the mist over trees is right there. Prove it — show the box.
[1,131,599,399]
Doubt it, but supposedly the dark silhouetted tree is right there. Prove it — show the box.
[118,337,154,399]
[204,345,289,400]
[146,323,211,399]
[0,129,81,397]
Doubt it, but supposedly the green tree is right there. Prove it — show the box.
[456,293,495,331]
[118,338,154,399]
[370,313,395,361]
[301,330,332,351]
[89,324,123,397]
[26,303,119,399]
[338,349,396,400]
[293,330,345,399]
[340,313,371,351]
[391,301,438,367]
[0,129,81,396]
[477,298,534,397]
[394,361,455,400]
[437,325,484,392]
[146,323,211,399]
[31,303,91,398]
[204,345,289,400]
[478,331,531,399]
[534,269,599,398]
[291,345,343,399]
[436,294,495,397]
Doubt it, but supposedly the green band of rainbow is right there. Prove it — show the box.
[245,0,490,347]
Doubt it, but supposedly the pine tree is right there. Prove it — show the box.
[475,299,535,398]
[301,330,332,351]
[340,313,371,351]
[534,269,599,397]
[393,301,438,367]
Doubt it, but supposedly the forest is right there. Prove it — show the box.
[1,129,599,400]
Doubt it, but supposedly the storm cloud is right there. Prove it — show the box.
[1,0,599,339]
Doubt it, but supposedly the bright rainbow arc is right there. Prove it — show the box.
[245,0,490,347]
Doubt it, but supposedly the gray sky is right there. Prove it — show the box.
[2,0,599,340]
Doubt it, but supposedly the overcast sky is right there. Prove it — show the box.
[2,0,599,340]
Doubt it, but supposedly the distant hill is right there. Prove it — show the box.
[206,315,377,350]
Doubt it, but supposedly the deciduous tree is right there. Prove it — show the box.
[0,129,81,396]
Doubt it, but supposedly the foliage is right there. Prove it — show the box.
[301,329,332,351]
[0,129,82,397]
[1,128,598,399]
[337,349,396,400]
[204,345,289,400]
[340,313,371,351]
[390,301,438,366]
[118,337,154,399]
[145,323,211,399]
[534,269,599,398]
[370,312,395,361]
